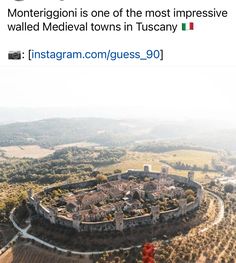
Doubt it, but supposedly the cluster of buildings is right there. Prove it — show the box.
[28,165,204,232]
[61,170,185,222]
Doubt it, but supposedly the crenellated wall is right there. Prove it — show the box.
[29,167,204,232]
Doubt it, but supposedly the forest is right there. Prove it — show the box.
[0,147,126,184]
[133,142,216,154]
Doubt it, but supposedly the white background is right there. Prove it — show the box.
[0,0,235,120]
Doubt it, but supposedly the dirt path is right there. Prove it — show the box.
[199,191,224,233]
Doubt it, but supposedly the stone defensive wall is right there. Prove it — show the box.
[28,166,204,232]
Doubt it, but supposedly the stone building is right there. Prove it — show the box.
[115,211,124,231]
[143,181,158,192]
[144,164,152,173]
[178,198,187,215]
[151,205,160,224]
[72,214,81,232]
[28,166,204,233]
[48,207,57,224]
[97,182,123,199]
[188,171,195,182]
[81,191,108,209]
[161,166,169,177]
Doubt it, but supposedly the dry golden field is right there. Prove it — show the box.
[0,142,99,159]
[98,150,220,182]
[54,142,99,150]
[0,145,54,159]
[159,150,217,168]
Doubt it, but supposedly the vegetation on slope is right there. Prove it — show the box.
[0,118,136,147]
[133,142,216,154]
[0,147,126,184]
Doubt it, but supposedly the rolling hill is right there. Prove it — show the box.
[0,117,236,151]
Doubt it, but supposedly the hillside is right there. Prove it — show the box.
[0,242,92,263]
[0,118,137,147]
[0,147,126,184]
[0,117,236,151]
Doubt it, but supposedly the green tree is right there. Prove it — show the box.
[187,195,195,203]
[224,183,234,193]
[185,189,194,197]
[96,174,108,183]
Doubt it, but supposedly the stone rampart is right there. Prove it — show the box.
[29,167,203,232]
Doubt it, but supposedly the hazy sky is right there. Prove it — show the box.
[0,65,235,121]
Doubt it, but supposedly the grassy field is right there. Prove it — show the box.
[160,150,217,168]
[0,142,100,159]
[0,145,54,159]
[98,150,220,182]
[54,141,99,150]
[0,147,220,182]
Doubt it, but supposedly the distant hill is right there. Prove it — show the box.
[186,129,236,152]
[146,121,236,151]
[0,117,236,151]
[132,142,217,153]
[0,146,126,184]
[0,118,140,147]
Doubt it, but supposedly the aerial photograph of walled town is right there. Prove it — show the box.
[0,112,235,263]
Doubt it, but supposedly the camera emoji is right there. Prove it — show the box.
[8,51,22,60]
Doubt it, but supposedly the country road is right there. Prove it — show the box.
[7,190,225,256]
[9,208,136,256]
[200,190,225,233]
